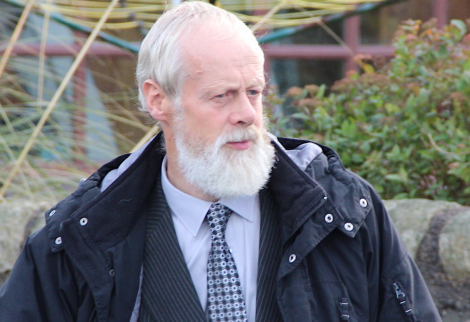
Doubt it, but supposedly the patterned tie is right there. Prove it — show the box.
[206,203,248,322]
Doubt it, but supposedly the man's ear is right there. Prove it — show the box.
[143,79,172,122]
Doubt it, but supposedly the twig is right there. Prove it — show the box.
[251,0,286,33]
[0,0,36,79]
[37,0,53,104]
[0,0,121,200]
[317,20,355,58]
[427,133,470,156]
[130,125,159,152]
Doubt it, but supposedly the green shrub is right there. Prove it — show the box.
[268,19,470,205]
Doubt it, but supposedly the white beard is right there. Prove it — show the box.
[173,120,275,200]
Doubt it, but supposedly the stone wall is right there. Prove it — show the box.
[0,200,52,285]
[384,199,470,322]
[1,199,469,320]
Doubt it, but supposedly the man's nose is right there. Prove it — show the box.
[229,93,256,126]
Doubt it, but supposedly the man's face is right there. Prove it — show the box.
[172,27,266,152]
[165,26,274,199]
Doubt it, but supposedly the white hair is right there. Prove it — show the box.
[136,1,264,113]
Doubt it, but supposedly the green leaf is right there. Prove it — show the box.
[450,19,467,37]
[463,57,470,71]
[385,103,400,114]
[316,84,326,99]
[361,140,371,153]
[340,119,357,137]
[351,154,364,163]
[363,63,375,74]
[385,174,403,182]
[290,113,311,121]
[464,187,470,195]
[398,167,409,185]
[448,163,470,183]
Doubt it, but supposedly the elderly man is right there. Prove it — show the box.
[0,2,440,322]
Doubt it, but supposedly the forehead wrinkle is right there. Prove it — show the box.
[237,59,265,85]
[200,81,238,97]
[201,74,265,93]
[227,56,264,74]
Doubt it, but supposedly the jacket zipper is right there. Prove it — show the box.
[339,297,350,321]
[393,282,416,321]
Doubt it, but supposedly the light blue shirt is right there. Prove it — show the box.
[161,157,260,322]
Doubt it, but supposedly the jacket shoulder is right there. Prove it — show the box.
[45,153,130,252]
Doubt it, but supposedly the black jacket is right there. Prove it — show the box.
[0,134,441,322]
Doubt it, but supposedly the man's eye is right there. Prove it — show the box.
[248,90,259,96]
[215,93,225,99]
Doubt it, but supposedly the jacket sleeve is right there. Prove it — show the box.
[0,228,89,322]
[365,188,442,322]
[0,231,49,321]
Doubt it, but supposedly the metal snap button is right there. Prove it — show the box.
[344,223,354,231]
[78,178,86,188]
[55,237,62,245]
[324,214,334,223]
[79,218,88,226]
[359,198,368,208]
[289,254,296,263]
[109,269,115,276]
[49,210,56,217]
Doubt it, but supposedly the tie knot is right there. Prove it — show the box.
[206,203,232,236]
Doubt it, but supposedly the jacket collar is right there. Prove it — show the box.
[274,137,372,239]
[268,141,329,243]
[271,137,372,279]
[45,132,166,252]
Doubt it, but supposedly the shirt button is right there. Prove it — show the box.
[79,218,88,226]
[324,214,334,223]
[344,223,354,231]
[49,210,56,217]
[55,237,62,245]
[359,198,368,208]
[289,254,296,263]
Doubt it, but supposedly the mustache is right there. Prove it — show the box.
[215,127,259,148]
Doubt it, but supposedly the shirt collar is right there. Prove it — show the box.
[161,156,257,237]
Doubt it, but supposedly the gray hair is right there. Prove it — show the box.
[136,1,264,113]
